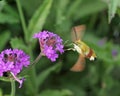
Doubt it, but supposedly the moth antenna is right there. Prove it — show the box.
[73,27,78,40]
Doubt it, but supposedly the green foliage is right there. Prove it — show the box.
[10,38,29,53]
[0,0,120,96]
[69,0,107,20]
[27,0,53,42]
[0,4,19,24]
[20,0,42,17]
[0,0,6,11]
[0,88,3,96]
[0,31,10,51]
[36,62,62,88]
[108,0,119,23]
[39,89,73,96]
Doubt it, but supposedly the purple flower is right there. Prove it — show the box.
[112,49,118,57]
[0,49,30,88]
[33,30,64,61]
[98,38,107,46]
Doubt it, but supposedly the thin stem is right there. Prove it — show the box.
[31,52,43,65]
[21,52,43,75]
[16,0,28,42]
[11,79,16,96]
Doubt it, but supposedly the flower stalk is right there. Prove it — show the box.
[11,79,16,96]
[31,52,43,65]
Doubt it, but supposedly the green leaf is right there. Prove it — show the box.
[4,95,10,96]
[20,0,42,17]
[36,62,62,88]
[0,13,19,24]
[0,77,11,82]
[24,68,37,96]
[55,0,69,25]
[0,31,10,51]
[0,0,6,11]
[4,4,19,18]
[108,0,119,23]
[0,88,3,96]
[74,0,107,20]
[0,4,19,24]
[10,38,29,53]
[117,8,120,17]
[38,89,73,96]
[66,0,82,17]
[27,0,53,42]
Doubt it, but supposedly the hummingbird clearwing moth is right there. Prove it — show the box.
[70,25,97,72]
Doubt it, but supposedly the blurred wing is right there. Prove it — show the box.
[70,54,86,72]
[71,25,86,41]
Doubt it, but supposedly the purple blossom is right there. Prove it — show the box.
[33,30,64,61]
[0,49,30,88]
[112,49,118,57]
[98,38,107,46]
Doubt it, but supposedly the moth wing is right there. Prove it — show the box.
[71,25,86,41]
[70,54,86,72]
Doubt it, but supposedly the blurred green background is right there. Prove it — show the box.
[0,0,120,96]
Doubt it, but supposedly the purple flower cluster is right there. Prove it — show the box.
[33,30,64,61]
[0,49,30,88]
[112,49,118,57]
[98,38,107,46]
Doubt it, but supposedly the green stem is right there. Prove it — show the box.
[20,52,43,76]
[16,0,28,42]
[24,46,37,96]
[31,52,43,65]
[11,79,16,96]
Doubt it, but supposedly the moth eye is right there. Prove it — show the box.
[94,57,97,61]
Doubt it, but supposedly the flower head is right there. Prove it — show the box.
[112,49,118,57]
[98,38,107,46]
[0,49,30,88]
[33,30,64,61]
